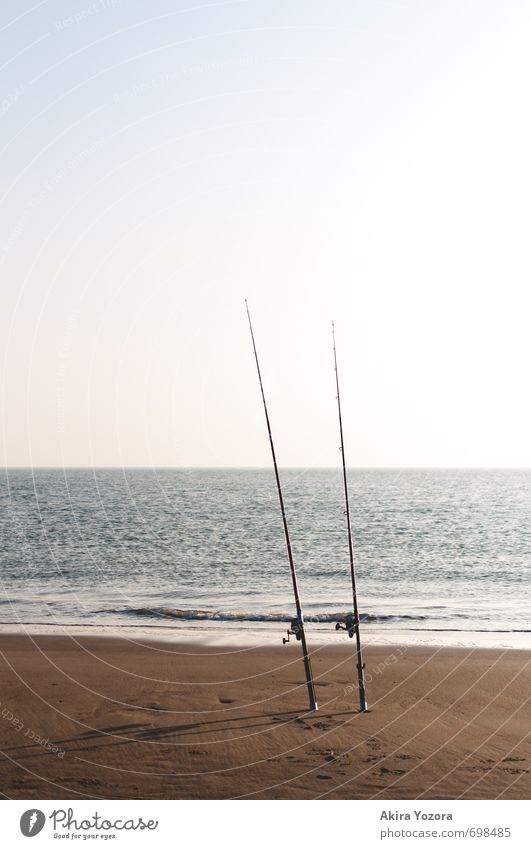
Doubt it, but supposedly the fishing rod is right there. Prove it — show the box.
[245,300,318,712]
[332,321,368,712]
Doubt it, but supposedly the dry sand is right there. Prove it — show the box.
[0,635,529,799]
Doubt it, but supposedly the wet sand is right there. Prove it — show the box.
[0,635,529,799]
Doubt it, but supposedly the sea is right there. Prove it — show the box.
[0,468,529,647]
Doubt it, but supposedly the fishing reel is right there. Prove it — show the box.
[283,618,302,644]
[335,613,357,638]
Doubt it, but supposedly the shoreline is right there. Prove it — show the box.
[0,622,529,650]
[0,635,529,799]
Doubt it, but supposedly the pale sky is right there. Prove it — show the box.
[1,0,530,468]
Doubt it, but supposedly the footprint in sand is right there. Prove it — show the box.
[310,747,337,761]
[379,767,406,776]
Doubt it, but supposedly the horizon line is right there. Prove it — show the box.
[2,465,531,471]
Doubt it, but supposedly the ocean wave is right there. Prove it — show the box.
[0,619,528,634]
[117,606,430,624]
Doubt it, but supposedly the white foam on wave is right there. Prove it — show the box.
[0,620,529,649]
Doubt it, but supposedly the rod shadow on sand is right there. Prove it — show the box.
[3,709,359,760]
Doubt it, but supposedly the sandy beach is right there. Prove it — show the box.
[0,635,528,800]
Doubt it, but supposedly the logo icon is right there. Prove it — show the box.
[20,810,46,837]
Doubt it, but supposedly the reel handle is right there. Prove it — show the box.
[334,614,358,638]
[282,618,303,645]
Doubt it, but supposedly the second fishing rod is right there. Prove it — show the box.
[332,321,368,712]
